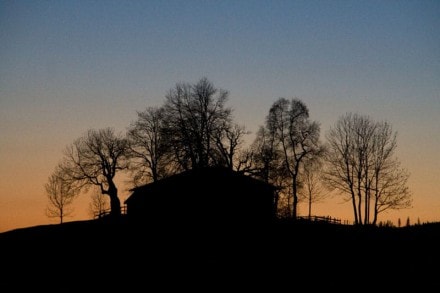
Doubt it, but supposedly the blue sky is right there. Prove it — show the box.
[0,0,439,231]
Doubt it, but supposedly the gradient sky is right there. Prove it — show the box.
[1,0,439,232]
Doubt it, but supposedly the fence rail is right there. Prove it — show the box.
[93,208,350,225]
[94,205,127,219]
[297,215,347,225]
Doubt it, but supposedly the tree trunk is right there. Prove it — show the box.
[108,180,121,217]
[292,177,298,219]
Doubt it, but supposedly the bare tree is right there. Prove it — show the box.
[248,126,281,182]
[89,188,110,219]
[127,106,174,186]
[324,113,412,225]
[45,170,76,223]
[300,157,328,218]
[265,98,322,218]
[162,77,233,170]
[59,127,129,218]
[232,148,254,173]
[214,123,250,170]
[248,126,286,215]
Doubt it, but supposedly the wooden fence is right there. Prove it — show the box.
[93,208,351,225]
[297,215,348,225]
[94,205,127,219]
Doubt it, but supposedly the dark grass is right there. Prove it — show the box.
[1,217,439,289]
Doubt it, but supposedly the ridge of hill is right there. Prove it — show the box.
[1,217,438,287]
[2,216,439,254]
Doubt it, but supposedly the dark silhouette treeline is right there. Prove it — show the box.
[46,77,413,227]
[6,77,430,288]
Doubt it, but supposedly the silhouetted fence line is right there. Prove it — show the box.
[297,215,350,225]
[93,207,351,225]
[94,205,127,219]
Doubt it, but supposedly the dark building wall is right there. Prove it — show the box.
[125,167,276,226]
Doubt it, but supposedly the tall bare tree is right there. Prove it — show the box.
[214,123,250,170]
[162,77,233,170]
[248,126,286,215]
[265,98,322,218]
[127,106,173,185]
[300,157,328,218]
[248,126,281,182]
[45,170,76,223]
[324,113,412,225]
[88,188,110,219]
[59,127,129,218]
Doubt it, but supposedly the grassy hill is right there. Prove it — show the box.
[2,216,439,252]
[1,217,438,289]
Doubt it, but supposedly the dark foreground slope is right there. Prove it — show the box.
[1,217,439,289]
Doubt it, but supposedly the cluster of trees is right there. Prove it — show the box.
[45,77,412,225]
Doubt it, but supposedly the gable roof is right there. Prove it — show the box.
[125,166,275,205]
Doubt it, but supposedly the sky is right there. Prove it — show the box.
[1,0,439,232]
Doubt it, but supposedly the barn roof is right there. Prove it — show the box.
[125,166,275,205]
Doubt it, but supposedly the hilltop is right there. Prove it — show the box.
[2,216,438,257]
[2,216,439,248]
[1,217,438,289]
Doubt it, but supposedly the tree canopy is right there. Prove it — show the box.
[47,79,412,225]
[324,113,412,225]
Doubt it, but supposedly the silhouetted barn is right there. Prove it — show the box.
[124,167,277,227]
